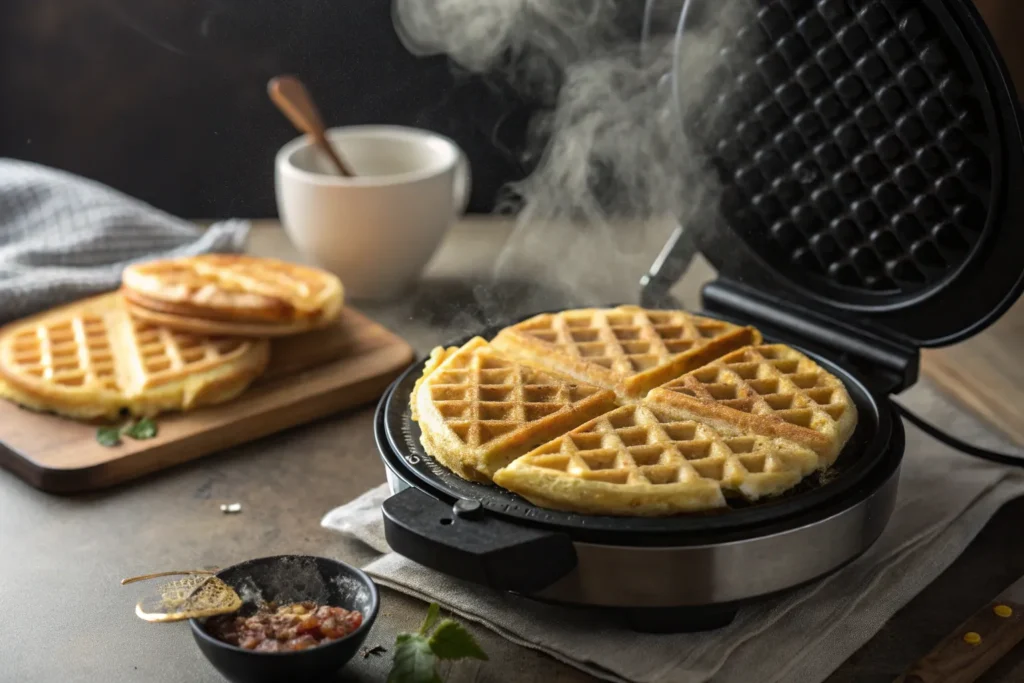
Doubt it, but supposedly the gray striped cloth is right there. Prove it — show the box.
[0,159,249,324]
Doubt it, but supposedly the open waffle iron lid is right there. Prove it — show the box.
[652,0,1024,349]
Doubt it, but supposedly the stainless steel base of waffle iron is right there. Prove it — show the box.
[382,453,900,611]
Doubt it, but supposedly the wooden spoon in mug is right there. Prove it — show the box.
[268,75,355,177]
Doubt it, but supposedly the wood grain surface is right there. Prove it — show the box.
[0,305,414,493]
[895,599,1024,683]
[920,296,1024,446]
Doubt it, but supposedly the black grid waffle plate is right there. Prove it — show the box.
[676,0,1024,345]
[377,316,898,545]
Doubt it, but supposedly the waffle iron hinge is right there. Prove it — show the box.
[700,279,919,396]
[639,224,696,310]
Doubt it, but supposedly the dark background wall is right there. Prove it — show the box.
[1,0,1020,221]
[0,0,536,218]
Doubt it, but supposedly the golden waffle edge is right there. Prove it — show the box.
[122,297,337,338]
[121,254,344,336]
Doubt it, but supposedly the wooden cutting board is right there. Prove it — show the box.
[0,306,414,493]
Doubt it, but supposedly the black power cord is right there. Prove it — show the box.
[895,403,1024,468]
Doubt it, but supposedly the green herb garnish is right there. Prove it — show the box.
[390,635,441,683]
[387,603,487,683]
[96,426,122,447]
[420,602,440,634]
[96,417,159,448]
[426,620,488,661]
[123,417,158,440]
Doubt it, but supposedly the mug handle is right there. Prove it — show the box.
[452,149,472,215]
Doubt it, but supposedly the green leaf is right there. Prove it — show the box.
[387,633,441,683]
[419,602,441,635]
[124,417,158,440]
[96,426,122,447]
[428,619,488,661]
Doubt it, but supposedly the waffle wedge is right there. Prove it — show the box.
[645,344,857,464]
[412,337,618,482]
[0,293,269,420]
[492,403,821,515]
[491,306,760,398]
[122,254,343,336]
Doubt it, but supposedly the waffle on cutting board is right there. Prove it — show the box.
[121,254,344,337]
[0,255,344,421]
[412,306,858,516]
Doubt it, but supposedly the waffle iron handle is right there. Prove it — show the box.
[381,488,577,593]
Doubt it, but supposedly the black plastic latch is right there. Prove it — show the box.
[452,498,483,519]
[382,488,577,593]
[701,278,919,395]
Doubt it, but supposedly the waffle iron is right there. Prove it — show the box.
[375,0,1024,632]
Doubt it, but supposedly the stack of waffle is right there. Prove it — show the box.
[0,255,343,421]
[412,306,858,516]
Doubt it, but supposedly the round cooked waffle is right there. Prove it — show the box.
[412,307,858,515]
[0,293,270,420]
[122,254,343,336]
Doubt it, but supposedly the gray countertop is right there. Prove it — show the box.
[2,220,1023,683]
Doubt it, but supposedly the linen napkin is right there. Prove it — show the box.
[0,159,249,323]
[323,382,1024,683]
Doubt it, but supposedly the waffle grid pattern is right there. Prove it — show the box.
[428,348,605,447]
[6,313,253,393]
[516,309,733,374]
[522,405,787,486]
[10,314,117,390]
[704,0,992,294]
[658,344,848,428]
[129,319,250,390]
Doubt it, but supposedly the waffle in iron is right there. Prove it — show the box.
[414,308,857,514]
[492,403,820,516]
[0,293,270,420]
[122,254,343,337]
[492,305,760,398]
[411,337,618,482]
[645,344,857,465]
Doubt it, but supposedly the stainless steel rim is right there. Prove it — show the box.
[533,464,901,607]
[383,458,901,607]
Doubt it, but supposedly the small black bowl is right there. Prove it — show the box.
[189,555,379,683]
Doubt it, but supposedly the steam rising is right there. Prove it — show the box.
[394,0,751,311]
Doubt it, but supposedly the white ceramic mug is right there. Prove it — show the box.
[275,125,471,301]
